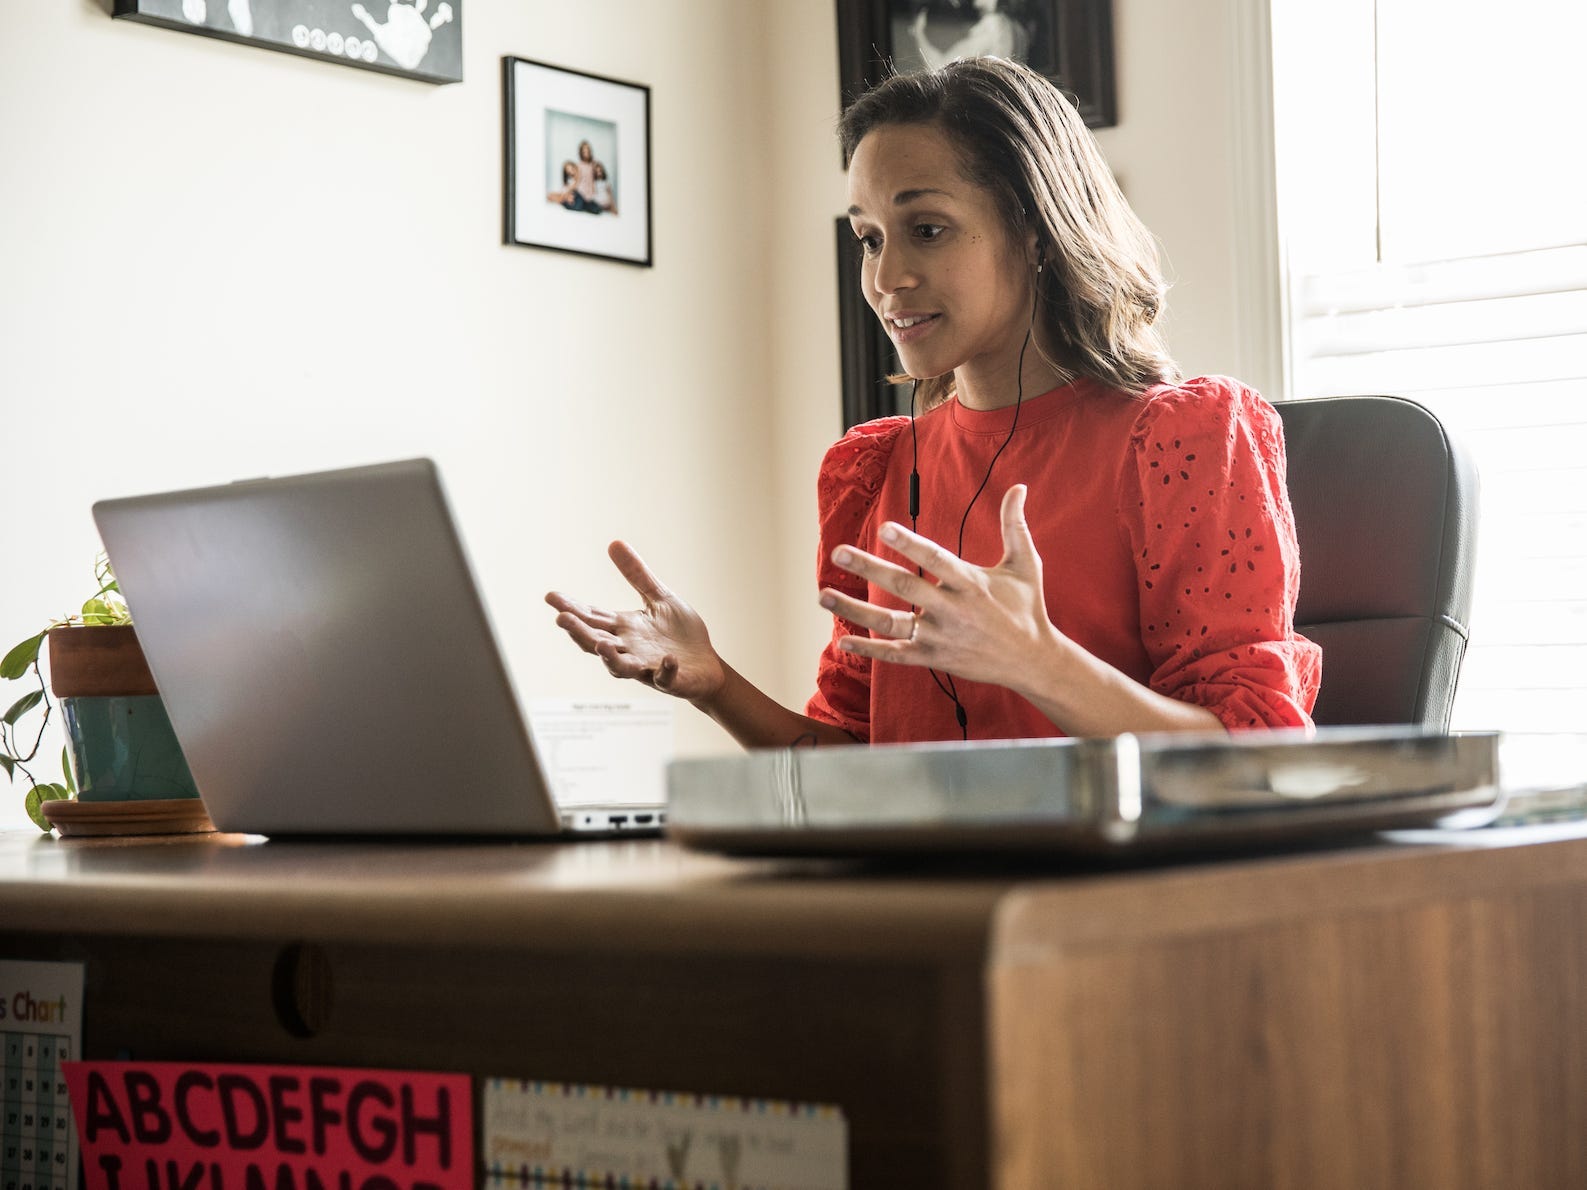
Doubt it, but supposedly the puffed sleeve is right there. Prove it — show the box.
[804,416,910,742]
[1122,377,1322,730]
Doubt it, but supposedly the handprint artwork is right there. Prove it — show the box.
[180,0,253,36]
[122,0,463,83]
[350,0,454,72]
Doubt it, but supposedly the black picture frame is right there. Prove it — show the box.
[112,0,462,84]
[836,218,911,430]
[835,0,1116,130]
[503,56,653,269]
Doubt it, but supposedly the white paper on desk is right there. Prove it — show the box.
[483,1078,847,1190]
[528,699,673,807]
[1,960,83,1190]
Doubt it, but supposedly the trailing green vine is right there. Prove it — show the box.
[1,555,131,831]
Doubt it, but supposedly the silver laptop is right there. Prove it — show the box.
[92,458,665,838]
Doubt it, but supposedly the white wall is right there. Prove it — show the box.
[0,0,1270,832]
[0,0,781,829]
[761,1,852,720]
[1096,0,1281,394]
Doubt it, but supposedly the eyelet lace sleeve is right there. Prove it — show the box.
[1123,377,1322,730]
[804,416,910,741]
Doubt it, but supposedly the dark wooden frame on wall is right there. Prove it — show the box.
[502,56,654,268]
[835,0,1117,129]
[836,218,909,430]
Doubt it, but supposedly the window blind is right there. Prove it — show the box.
[1289,244,1587,785]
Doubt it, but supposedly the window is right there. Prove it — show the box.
[1273,0,1587,787]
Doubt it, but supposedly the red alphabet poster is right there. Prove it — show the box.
[61,1061,471,1190]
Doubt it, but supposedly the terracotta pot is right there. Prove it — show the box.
[45,626,199,804]
[47,625,158,698]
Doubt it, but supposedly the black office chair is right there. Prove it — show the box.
[1275,395,1479,730]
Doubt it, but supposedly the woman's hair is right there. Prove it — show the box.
[838,57,1179,406]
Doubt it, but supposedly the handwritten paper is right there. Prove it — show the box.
[483,1079,846,1190]
[62,1061,471,1190]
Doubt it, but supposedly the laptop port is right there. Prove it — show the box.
[609,815,628,827]
[634,814,654,825]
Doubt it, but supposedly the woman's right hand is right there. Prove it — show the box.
[545,541,727,703]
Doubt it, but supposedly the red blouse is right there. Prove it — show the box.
[804,375,1321,742]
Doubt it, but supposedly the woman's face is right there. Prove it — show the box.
[847,122,1032,390]
[578,141,593,162]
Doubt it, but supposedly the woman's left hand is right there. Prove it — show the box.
[820,484,1062,692]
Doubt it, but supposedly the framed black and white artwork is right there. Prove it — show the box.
[835,0,1116,129]
[503,57,653,268]
[112,0,463,84]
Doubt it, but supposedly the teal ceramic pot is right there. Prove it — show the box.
[61,695,199,803]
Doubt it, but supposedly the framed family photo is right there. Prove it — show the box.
[113,0,463,84]
[503,57,653,268]
[835,0,1116,129]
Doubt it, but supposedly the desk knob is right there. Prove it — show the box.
[271,941,334,1038]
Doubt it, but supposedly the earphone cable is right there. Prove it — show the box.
[907,318,1035,741]
[908,380,964,717]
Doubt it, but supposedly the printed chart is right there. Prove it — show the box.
[1,962,83,1190]
[484,1079,846,1190]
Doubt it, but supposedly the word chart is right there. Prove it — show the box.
[1,962,83,1190]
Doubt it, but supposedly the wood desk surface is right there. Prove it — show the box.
[5,822,1587,957]
[7,825,1587,1187]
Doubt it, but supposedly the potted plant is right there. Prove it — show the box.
[1,556,207,835]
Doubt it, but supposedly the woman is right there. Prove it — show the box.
[570,140,600,212]
[546,57,1319,745]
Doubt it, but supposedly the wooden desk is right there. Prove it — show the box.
[3,826,1587,1188]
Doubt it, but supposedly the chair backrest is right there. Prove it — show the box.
[1275,395,1479,730]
